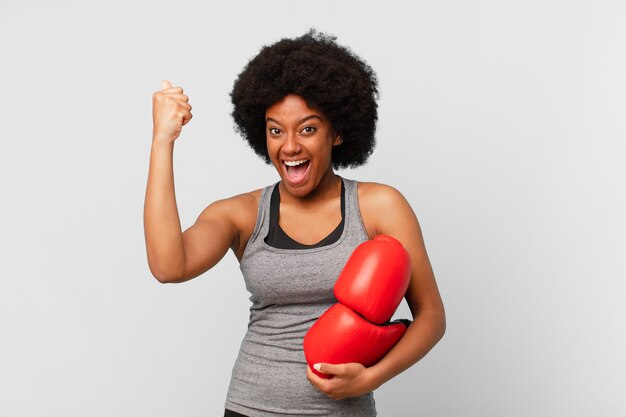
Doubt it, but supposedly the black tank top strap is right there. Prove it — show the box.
[264,178,346,249]
[224,409,248,417]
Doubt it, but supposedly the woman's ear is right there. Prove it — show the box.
[333,133,343,146]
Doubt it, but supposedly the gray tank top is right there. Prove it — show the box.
[224,177,377,416]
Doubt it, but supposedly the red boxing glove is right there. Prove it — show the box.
[304,304,410,379]
[304,234,412,379]
[334,235,411,324]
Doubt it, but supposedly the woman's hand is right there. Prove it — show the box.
[306,362,379,400]
[152,80,193,145]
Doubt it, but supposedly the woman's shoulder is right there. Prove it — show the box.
[355,180,408,206]
[210,187,264,223]
[223,187,264,206]
[355,180,415,236]
[210,187,266,259]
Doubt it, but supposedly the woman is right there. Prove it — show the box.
[144,29,446,417]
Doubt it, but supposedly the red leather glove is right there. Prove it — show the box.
[334,235,411,324]
[304,235,412,379]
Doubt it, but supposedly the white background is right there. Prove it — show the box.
[1,1,625,416]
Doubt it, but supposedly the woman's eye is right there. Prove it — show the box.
[302,126,317,134]
[269,128,281,135]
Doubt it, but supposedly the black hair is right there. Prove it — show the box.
[230,28,379,169]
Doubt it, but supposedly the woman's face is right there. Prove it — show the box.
[265,94,341,198]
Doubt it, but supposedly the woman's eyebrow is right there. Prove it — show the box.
[266,115,322,125]
[298,115,322,124]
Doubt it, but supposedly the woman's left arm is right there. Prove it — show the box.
[307,184,446,400]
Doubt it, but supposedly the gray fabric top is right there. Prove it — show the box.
[224,177,377,417]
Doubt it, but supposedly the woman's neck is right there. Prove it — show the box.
[278,168,341,210]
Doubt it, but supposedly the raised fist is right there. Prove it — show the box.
[152,80,193,144]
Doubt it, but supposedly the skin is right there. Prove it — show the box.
[145,90,446,402]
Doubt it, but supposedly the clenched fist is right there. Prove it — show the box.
[152,80,193,144]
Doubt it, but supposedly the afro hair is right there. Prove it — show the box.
[230,28,379,169]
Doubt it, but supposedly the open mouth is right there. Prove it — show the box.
[283,159,310,184]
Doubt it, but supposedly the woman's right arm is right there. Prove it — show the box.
[143,80,238,284]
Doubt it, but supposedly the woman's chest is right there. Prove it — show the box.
[278,203,343,245]
[235,183,380,261]
[240,247,355,306]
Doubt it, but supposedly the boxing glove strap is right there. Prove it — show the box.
[390,318,412,328]
[349,309,412,328]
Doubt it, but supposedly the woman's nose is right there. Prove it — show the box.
[283,134,302,155]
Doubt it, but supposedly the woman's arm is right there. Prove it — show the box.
[364,184,446,388]
[144,140,187,283]
[307,183,446,399]
[143,80,244,283]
